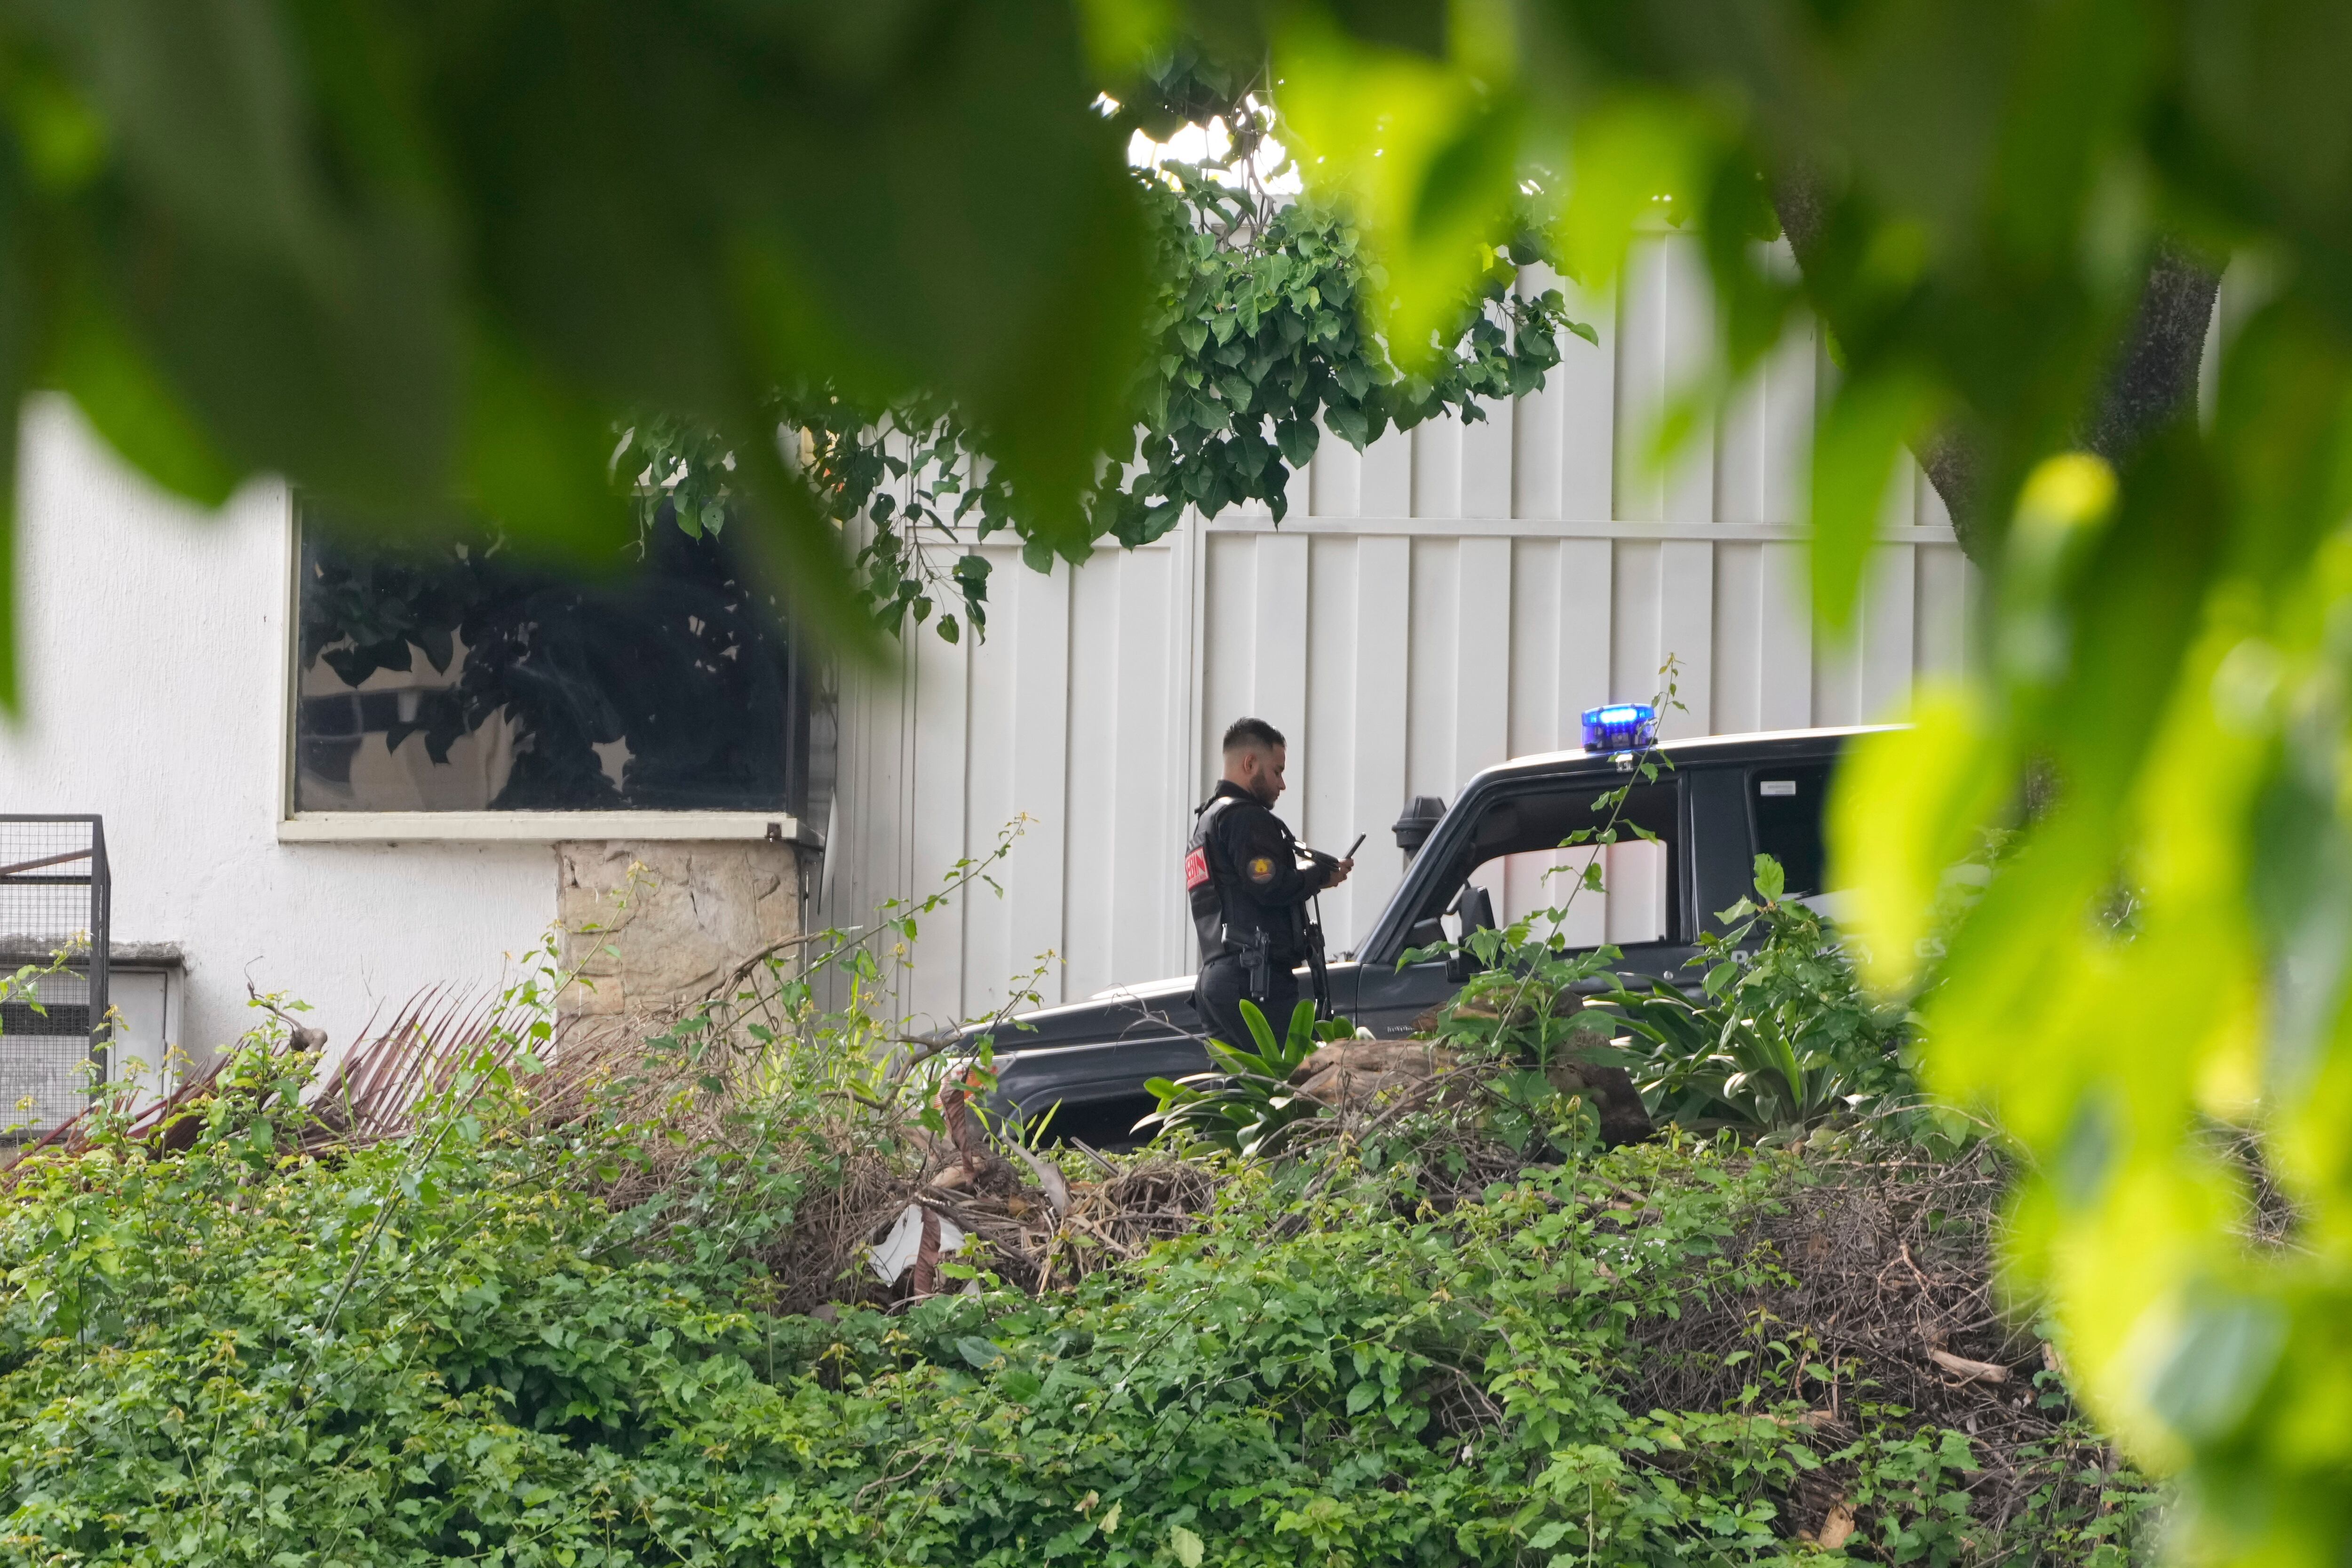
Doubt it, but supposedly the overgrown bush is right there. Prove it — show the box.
[0,832,2153,1565]
[1371,842,1980,1156]
[0,988,2158,1566]
[0,1035,801,1563]
[1609,856,1918,1138]
[1137,998,1358,1156]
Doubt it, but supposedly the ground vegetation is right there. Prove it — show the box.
[0,876,2162,1567]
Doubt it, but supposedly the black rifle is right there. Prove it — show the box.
[1298,834,1364,1022]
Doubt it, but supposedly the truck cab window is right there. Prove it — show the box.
[1749,764,1833,898]
[1409,780,1682,951]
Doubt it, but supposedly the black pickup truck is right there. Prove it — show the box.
[977,725,1878,1147]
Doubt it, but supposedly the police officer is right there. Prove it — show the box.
[1185,717,1354,1049]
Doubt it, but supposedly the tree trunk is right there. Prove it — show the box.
[1772,176,2220,566]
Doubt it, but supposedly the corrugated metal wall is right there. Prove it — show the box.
[826,235,1979,1030]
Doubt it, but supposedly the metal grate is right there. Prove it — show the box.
[0,818,109,1137]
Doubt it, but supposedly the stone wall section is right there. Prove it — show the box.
[556,840,818,1019]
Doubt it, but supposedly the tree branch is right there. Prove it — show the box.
[1771,169,2220,566]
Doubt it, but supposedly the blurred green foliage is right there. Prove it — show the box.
[0,7,1576,679]
[0,0,1168,669]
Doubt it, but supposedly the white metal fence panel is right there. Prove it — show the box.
[826,234,1979,1030]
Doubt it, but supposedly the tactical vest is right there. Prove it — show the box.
[1184,796,1244,962]
[1184,792,1302,963]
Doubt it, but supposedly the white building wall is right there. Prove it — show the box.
[829,237,1980,1031]
[0,401,558,1068]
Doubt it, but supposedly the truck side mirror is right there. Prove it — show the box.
[1444,885,1498,984]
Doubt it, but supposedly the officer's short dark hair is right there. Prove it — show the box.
[1222,717,1286,755]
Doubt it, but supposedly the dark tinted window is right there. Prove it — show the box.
[1748,764,1832,896]
[294,507,829,815]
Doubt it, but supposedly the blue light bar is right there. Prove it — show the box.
[1581,702,1659,753]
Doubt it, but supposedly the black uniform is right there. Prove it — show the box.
[1185,781,1335,1051]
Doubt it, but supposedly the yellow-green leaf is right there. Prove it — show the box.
[1811,370,1937,633]
[1827,684,2009,997]
[1554,95,1708,292]
[1278,17,1521,371]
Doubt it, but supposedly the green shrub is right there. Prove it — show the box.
[1138,998,1359,1155]
[1607,856,1914,1137]
[0,856,2145,1567]
[0,1043,804,1565]
[0,1011,2157,1567]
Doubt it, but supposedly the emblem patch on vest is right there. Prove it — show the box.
[1184,846,1210,889]
[1248,855,1275,880]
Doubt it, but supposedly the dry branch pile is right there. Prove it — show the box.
[755,1126,1220,1316]
[1626,1140,2125,1541]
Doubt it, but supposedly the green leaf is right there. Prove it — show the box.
[2148,1296,2288,1445]
[1169,1525,1205,1568]
[1828,687,2009,997]
[50,286,240,509]
[1278,18,1521,372]
[1553,95,1707,291]
[1810,371,1936,633]
[457,325,630,559]
[80,0,327,269]
[0,146,25,715]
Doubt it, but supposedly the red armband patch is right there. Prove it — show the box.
[1184,846,1210,890]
